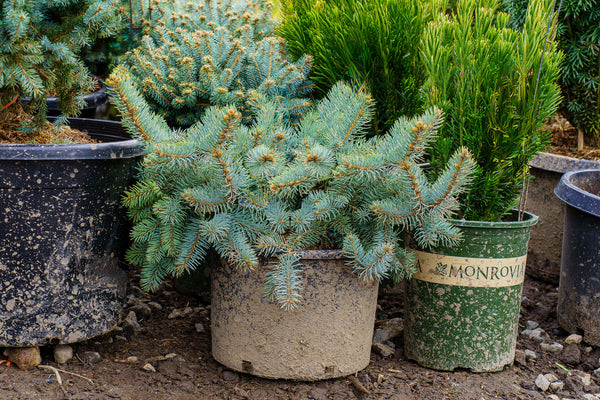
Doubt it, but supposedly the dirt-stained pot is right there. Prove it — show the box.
[555,169,600,346]
[211,250,379,381]
[0,118,146,347]
[404,210,538,372]
[526,152,600,284]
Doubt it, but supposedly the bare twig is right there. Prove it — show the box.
[38,365,63,385]
[348,375,370,394]
[38,365,94,385]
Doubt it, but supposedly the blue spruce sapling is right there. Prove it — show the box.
[118,0,313,128]
[111,67,475,310]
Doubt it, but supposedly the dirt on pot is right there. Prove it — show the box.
[0,271,599,400]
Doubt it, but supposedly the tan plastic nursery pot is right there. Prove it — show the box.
[211,250,379,381]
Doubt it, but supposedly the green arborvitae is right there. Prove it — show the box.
[502,0,600,143]
[423,0,563,222]
[112,67,475,310]
[0,0,123,130]
[116,0,313,128]
[278,0,427,135]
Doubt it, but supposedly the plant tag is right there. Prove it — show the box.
[409,250,526,288]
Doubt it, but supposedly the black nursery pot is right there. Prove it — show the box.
[46,78,109,118]
[0,118,145,346]
[554,169,600,346]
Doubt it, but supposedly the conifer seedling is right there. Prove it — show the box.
[119,0,313,128]
[112,66,476,310]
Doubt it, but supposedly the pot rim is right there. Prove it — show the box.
[554,169,600,218]
[0,118,146,160]
[294,250,346,260]
[530,151,600,174]
[447,210,538,229]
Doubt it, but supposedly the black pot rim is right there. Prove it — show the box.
[0,118,146,160]
[555,169,600,218]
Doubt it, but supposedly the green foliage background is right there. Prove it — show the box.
[278,0,427,135]
[502,0,600,141]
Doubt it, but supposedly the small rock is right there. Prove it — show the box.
[514,349,527,365]
[584,346,593,353]
[540,342,564,353]
[182,307,193,316]
[374,318,404,343]
[115,335,128,342]
[106,387,122,399]
[561,343,582,364]
[126,356,138,363]
[129,302,152,320]
[525,349,538,361]
[372,342,395,357]
[521,296,534,307]
[546,395,560,400]
[142,363,156,372]
[80,351,101,365]
[233,387,250,399]
[576,372,592,387]
[147,301,162,311]
[549,381,564,392]
[53,344,73,364]
[593,367,600,377]
[222,370,238,381]
[565,334,583,344]
[122,311,141,335]
[195,323,205,333]
[522,328,547,341]
[583,395,599,400]
[544,373,559,383]
[526,320,540,330]
[5,347,41,370]
[168,309,183,319]
[535,374,551,391]
[564,375,584,393]
[164,353,178,359]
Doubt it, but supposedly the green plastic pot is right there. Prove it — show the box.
[404,210,538,372]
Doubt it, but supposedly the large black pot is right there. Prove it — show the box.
[555,169,600,346]
[0,118,145,346]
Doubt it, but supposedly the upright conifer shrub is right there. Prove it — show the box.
[111,67,475,309]
[119,0,313,128]
[423,0,562,222]
[0,0,122,133]
[278,0,427,135]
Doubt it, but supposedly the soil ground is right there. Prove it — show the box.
[1,271,598,400]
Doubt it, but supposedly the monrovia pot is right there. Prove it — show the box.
[0,118,146,346]
[526,152,600,284]
[555,169,600,346]
[404,210,538,372]
[211,250,379,381]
